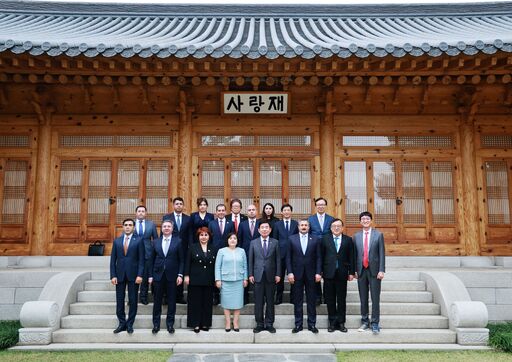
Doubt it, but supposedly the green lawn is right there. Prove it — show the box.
[337,350,511,362]
[0,351,171,362]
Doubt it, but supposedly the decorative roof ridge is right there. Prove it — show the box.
[2,1,512,18]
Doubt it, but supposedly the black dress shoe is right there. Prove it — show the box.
[193,327,200,333]
[113,325,126,334]
[266,326,276,333]
[338,323,348,333]
[201,326,209,332]
[327,325,336,333]
[275,296,283,305]
[177,298,187,304]
[308,326,319,334]
[140,300,149,305]
[233,328,240,332]
[152,327,160,334]
[292,326,303,333]
[167,327,175,334]
[225,328,231,332]
[127,326,134,334]
[253,326,264,333]
[316,299,322,306]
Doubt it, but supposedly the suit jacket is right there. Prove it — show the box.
[308,213,335,237]
[237,218,261,255]
[353,228,386,277]
[208,218,234,251]
[184,242,216,286]
[149,235,184,282]
[273,219,299,259]
[162,212,192,247]
[190,212,215,243]
[321,233,355,279]
[109,234,145,282]
[134,219,159,260]
[286,233,321,281]
[248,236,281,283]
[215,247,248,282]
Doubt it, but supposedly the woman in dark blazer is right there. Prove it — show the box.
[189,197,215,244]
[184,227,217,332]
[259,202,279,238]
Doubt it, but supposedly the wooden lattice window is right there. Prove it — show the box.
[146,160,169,222]
[288,160,312,220]
[343,161,368,225]
[201,160,225,208]
[59,135,172,148]
[88,160,112,225]
[58,160,83,224]
[0,135,30,148]
[231,160,254,211]
[201,135,311,147]
[431,162,456,224]
[481,135,512,149]
[373,161,397,224]
[484,161,510,225]
[402,162,426,224]
[1,160,29,224]
[342,135,454,149]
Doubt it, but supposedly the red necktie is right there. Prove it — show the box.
[234,215,238,233]
[363,231,369,268]
[123,236,129,256]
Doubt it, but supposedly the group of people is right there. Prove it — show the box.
[109,197,386,335]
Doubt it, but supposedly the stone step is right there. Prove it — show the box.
[52,328,456,344]
[90,271,422,281]
[61,314,448,330]
[69,302,441,316]
[84,280,427,292]
[76,290,433,303]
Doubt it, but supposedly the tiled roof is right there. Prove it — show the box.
[0,1,511,59]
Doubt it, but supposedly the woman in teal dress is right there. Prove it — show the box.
[215,232,248,332]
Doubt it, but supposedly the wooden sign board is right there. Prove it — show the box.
[222,92,290,115]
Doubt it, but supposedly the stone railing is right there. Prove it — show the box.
[18,271,90,345]
[420,271,489,345]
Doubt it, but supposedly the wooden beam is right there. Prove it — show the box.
[319,89,336,215]
[177,90,194,206]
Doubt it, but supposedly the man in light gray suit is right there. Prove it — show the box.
[353,211,385,335]
[248,221,281,333]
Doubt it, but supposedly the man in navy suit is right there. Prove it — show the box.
[134,205,159,305]
[225,198,248,234]
[308,197,335,305]
[321,218,355,333]
[148,220,184,334]
[208,203,234,304]
[162,197,191,304]
[287,219,322,333]
[110,218,145,334]
[237,204,260,304]
[273,203,299,305]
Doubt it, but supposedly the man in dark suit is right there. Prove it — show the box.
[321,218,355,333]
[353,211,385,335]
[208,203,234,304]
[237,204,260,304]
[248,221,281,333]
[286,219,322,333]
[109,218,144,334]
[148,220,184,334]
[162,196,191,304]
[134,205,159,305]
[308,197,335,305]
[273,203,299,305]
[225,198,248,234]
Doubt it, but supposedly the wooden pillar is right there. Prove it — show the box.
[459,91,481,256]
[319,90,336,215]
[30,96,54,255]
[177,90,194,207]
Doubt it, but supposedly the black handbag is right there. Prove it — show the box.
[88,240,105,256]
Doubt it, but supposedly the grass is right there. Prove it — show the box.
[336,350,511,362]
[488,322,512,353]
[0,321,21,350]
[0,351,172,362]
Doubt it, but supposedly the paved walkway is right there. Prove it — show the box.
[168,354,336,362]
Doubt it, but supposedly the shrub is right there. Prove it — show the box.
[0,321,21,350]
[488,323,512,352]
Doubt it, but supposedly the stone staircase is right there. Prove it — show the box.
[54,271,456,344]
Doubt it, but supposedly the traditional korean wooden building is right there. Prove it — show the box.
[0,1,511,257]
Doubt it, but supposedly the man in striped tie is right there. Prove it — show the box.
[110,218,145,334]
[354,211,386,335]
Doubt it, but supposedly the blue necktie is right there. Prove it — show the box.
[176,214,181,231]
[138,220,143,236]
[285,220,289,233]
[263,239,268,257]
